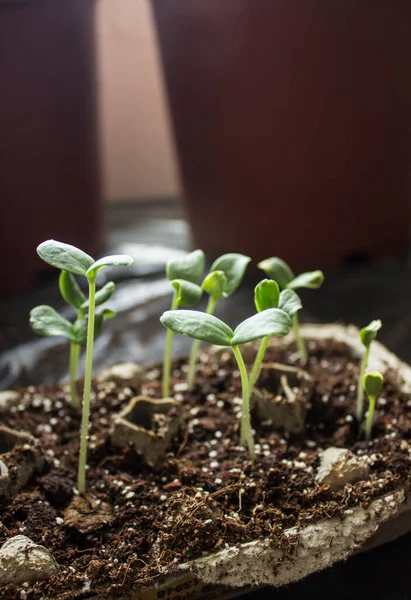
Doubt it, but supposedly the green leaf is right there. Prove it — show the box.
[94,309,116,338]
[72,318,87,344]
[59,271,86,309]
[254,279,280,312]
[81,281,116,309]
[86,254,134,277]
[160,310,233,346]
[209,253,251,297]
[73,309,116,344]
[166,249,205,284]
[232,308,292,346]
[363,371,383,398]
[359,319,382,348]
[278,289,302,318]
[37,240,94,276]
[171,279,203,308]
[257,257,294,289]
[287,270,324,290]
[29,305,76,341]
[202,270,228,300]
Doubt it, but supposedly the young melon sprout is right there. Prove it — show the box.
[248,279,302,392]
[363,371,383,441]
[356,319,382,421]
[35,240,133,494]
[258,257,324,365]
[186,253,251,390]
[161,307,292,458]
[162,250,204,397]
[30,271,116,409]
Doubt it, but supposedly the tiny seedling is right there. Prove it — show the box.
[162,250,204,397]
[161,307,292,458]
[186,253,251,389]
[363,371,383,441]
[36,240,133,494]
[258,257,324,365]
[356,319,382,421]
[248,279,302,392]
[30,271,116,409]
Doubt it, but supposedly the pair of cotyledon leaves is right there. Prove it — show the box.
[161,277,303,348]
[30,240,133,344]
[257,257,324,291]
[167,250,251,308]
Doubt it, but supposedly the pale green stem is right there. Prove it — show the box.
[187,295,217,390]
[365,394,376,441]
[68,307,84,410]
[356,346,370,421]
[232,345,255,459]
[249,335,269,392]
[293,312,307,365]
[162,293,179,398]
[69,342,80,409]
[78,275,96,495]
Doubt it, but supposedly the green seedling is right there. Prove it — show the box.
[161,307,292,458]
[258,257,324,365]
[186,253,251,390]
[36,240,133,494]
[248,279,302,392]
[30,271,116,409]
[356,319,382,421]
[163,250,204,397]
[363,370,383,441]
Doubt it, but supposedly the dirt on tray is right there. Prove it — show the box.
[0,339,410,599]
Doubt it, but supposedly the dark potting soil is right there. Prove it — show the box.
[0,339,410,599]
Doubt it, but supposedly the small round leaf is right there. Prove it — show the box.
[359,320,382,348]
[257,257,294,289]
[30,305,76,341]
[254,279,280,312]
[59,271,86,309]
[363,371,383,398]
[278,289,302,318]
[202,270,228,300]
[232,308,292,346]
[73,308,116,344]
[160,310,233,346]
[166,249,205,284]
[81,281,116,309]
[37,240,94,276]
[287,270,324,290]
[86,254,134,278]
[171,279,203,308]
[209,253,251,297]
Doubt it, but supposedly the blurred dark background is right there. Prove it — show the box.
[1,1,411,598]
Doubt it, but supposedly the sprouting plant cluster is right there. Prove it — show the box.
[31,240,133,494]
[162,251,251,397]
[30,243,384,493]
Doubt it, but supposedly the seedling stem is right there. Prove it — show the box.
[232,345,254,459]
[187,295,217,389]
[248,335,269,392]
[365,390,375,442]
[69,341,81,409]
[356,345,370,421]
[78,274,96,494]
[162,294,179,398]
[292,313,307,364]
